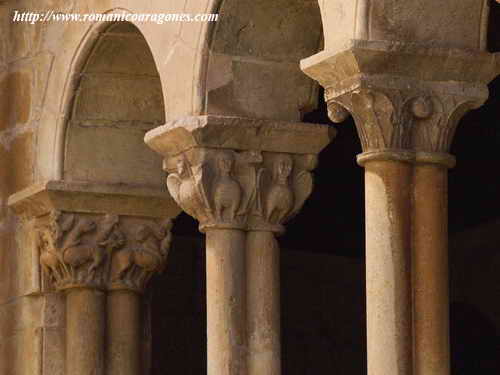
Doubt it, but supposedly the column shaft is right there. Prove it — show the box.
[413,164,450,375]
[106,290,142,375]
[206,228,247,375]
[66,288,105,375]
[364,160,413,375]
[246,231,281,375]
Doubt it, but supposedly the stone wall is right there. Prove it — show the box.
[0,2,61,374]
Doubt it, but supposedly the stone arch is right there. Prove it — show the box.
[61,21,165,189]
[33,2,216,184]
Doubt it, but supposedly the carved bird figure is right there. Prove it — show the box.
[213,152,242,221]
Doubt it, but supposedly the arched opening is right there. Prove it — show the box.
[63,22,205,374]
[64,22,165,189]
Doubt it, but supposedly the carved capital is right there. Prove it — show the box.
[145,116,333,233]
[248,152,317,233]
[108,218,173,293]
[165,148,255,231]
[165,148,317,233]
[328,85,485,160]
[301,41,498,166]
[37,211,173,293]
[8,182,179,294]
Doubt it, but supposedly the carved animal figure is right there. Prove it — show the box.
[39,211,76,282]
[62,218,98,270]
[62,214,123,275]
[167,157,207,220]
[213,152,242,221]
[265,154,294,224]
[39,229,65,281]
[112,220,172,286]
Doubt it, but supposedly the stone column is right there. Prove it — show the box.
[360,155,414,375]
[413,155,453,375]
[302,45,497,375]
[245,152,317,375]
[107,218,173,375]
[8,181,179,375]
[245,230,281,375]
[37,210,121,375]
[145,115,334,375]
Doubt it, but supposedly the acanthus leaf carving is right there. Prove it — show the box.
[327,85,485,156]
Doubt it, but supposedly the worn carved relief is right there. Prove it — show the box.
[326,87,484,154]
[251,153,315,231]
[166,148,317,233]
[167,149,261,230]
[110,219,173,292]
[38,211,173,292]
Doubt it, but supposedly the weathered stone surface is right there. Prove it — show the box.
[318,0,491,52]
[301,41,500,90]
[301,41,499,161]
[9,131,35,194]
[146,115,334,157]
[8,180,180,219]
[73,75,164,124]
[64,124,165,188]
[0,1,498,375]
[146,116,332,232]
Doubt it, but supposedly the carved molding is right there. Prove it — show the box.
[37,211,172,292]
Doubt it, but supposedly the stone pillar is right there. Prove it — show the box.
[206,228,247,375]
[66,288,106,375]
[106,289,142,375]
[246,230,280,375]
[412,154,455,375]
[302,45,497,375]
[361,156,413,375]
[107,217,173,375]
[8,181,179,375]
[145,115,334,375]
[244,152,318,375]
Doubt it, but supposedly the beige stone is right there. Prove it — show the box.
[301,13,499,375]
[146,115,332,375]
[9,131,35,196]
[1,1,499,374]
[317,0,491,52]
[7,178,179,375]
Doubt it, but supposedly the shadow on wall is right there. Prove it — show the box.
[450,302,500,374]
